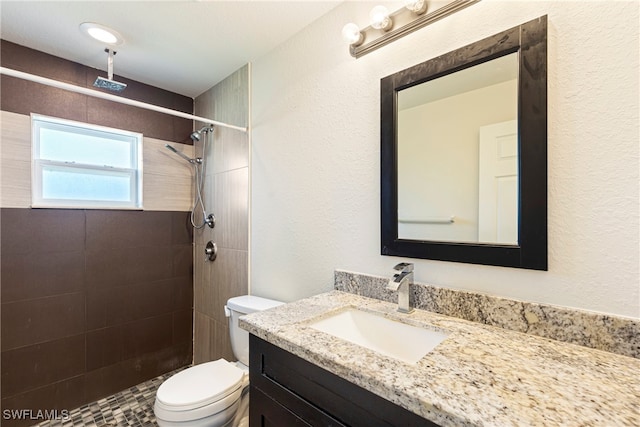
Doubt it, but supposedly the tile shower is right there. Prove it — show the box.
[0,40,194,426]
[0,209,194,425]
[1,40,250,426]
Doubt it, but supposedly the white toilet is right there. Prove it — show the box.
[154,295,283,427]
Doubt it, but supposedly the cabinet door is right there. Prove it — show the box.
[251,387,311,427]
[250,335,439,427]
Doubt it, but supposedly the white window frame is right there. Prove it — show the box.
[31,114,143,209]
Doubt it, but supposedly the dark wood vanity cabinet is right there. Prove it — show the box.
[249,335,439,427]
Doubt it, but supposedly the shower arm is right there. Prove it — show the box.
[0,67,247,133]
[106,49,115,80]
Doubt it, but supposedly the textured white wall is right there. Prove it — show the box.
[251,1,640,318]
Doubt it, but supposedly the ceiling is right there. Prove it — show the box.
[398,53,519,110]
[0,1,342,98]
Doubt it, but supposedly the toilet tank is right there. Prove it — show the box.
[225,295,284,366]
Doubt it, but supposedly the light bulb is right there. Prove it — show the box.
[87,28,119,44]
[404,0,427,14]
[342,23,363,46]
[369,5,392,31]
[80,22,124,46]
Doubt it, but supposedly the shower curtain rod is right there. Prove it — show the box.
[0,67,248,133]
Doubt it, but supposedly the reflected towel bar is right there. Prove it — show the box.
[398,215,455,224]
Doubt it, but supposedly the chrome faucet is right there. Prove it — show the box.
[387,262,414,314]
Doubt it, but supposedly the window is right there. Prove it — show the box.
[32,114,143,209]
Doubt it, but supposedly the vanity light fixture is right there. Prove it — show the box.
[80,22,124,46]
[343,0,481,58]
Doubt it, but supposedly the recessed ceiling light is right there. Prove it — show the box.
[80,22,124,45]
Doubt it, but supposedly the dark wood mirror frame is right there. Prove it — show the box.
[381,15,547,270]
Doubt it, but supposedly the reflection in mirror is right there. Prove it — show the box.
[397,53,519,244]
[381,16,547,270]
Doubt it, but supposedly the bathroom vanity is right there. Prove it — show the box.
[241,291,640,426]
[249,335,433,426]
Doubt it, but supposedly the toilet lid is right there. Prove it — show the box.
[156,359,244,410]
[226,295,284,314]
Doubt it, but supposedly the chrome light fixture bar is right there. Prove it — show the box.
[344,0,481,58]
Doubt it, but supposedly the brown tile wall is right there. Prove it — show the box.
[193,65,249,364]
[0,41,196,426]
[0,40,194,144]
[0,208,193,426]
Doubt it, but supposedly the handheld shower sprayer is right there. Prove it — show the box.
[164,127,216,229]
[164,144,197,163]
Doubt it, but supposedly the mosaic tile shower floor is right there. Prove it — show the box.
[35,369,182,427]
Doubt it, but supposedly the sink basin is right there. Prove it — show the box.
[309,308,448,364]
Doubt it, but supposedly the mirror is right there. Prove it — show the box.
[381,16,547,270]
[397,52,519,244]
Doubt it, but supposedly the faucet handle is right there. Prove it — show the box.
[393,262,414,273]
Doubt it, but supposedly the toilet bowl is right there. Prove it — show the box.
[154,359,246,427]
[154,295,283,427]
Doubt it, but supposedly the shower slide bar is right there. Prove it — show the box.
[0,67,247,133]
[398,215,456,224]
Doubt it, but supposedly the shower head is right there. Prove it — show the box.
[94,48,127,92]
[190,125,214,142]
[94,76,127,92]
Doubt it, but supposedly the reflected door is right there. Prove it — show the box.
[478,120,518,244]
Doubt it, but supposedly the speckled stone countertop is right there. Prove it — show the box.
[240,291,640,427]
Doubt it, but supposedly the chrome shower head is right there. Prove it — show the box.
[190,125,214,142]
[94,76,127,92]
[94,48,127,92]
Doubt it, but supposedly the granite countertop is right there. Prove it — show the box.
[239,290,640,427]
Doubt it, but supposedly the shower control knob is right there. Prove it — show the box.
[205,241,217,262]
[206,213,216,229]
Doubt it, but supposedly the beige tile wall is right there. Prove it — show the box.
[142,137,194,211]
[193,65,249,364]
[0,110,193,211]
[0,112,32,208]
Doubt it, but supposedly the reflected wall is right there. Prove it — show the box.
[397,55,518,243]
